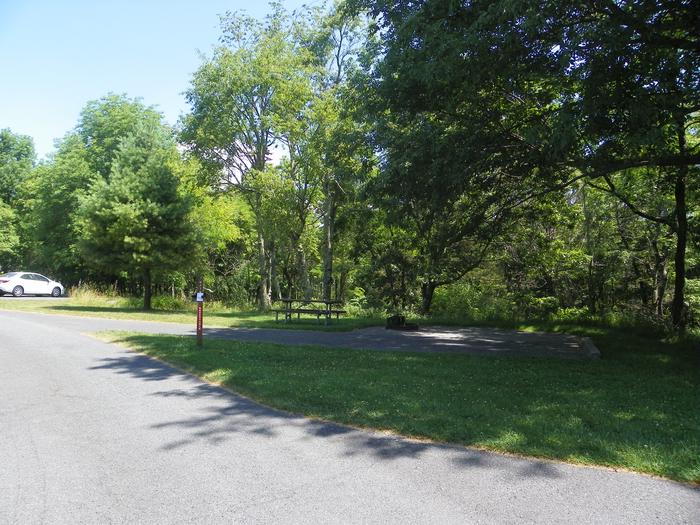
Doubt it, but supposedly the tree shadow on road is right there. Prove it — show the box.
[88,330,700,484]
[88,350,570,481]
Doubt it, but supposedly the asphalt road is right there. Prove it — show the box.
[0,311,698,524]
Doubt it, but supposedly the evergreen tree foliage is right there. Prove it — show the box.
[78,122,196,309]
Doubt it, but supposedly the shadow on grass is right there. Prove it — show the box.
[53,305,165,314]
[91,330,700,483]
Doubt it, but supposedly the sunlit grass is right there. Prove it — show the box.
[0,295,383,331]
[96,327,700,483]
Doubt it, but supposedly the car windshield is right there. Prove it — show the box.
[1,272,17,277]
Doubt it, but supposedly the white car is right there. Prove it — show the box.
[0,272,64,297]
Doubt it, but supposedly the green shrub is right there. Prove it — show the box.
[343,287,387,318]
[151,295,189,311]
[431,280,515,321]
[522,295,559,318]
[551,306,595,323]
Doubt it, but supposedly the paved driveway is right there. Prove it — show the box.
[0,309,598,358]
[0,310,697,523]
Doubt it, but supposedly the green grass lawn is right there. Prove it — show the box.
[97,326,700,483]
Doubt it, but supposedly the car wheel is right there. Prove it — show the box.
[51,287,62,297]
[12,286,24,297]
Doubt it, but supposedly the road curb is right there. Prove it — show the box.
[580,336,601,359]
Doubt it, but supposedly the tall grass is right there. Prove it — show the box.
[67,285,238,313]
[68,285,132,307]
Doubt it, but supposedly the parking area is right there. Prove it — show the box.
[0,295,68,300]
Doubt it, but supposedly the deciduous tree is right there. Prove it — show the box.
[182,6,315,309]
[357,0,699,325]
[0,128,35,205]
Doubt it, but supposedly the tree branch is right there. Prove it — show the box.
[587,175,675,229]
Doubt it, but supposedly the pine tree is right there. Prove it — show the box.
[79,122,196,309]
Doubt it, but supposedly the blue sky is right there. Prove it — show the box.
[0,0,309,159]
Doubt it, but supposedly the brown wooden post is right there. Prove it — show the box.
[196,276,204,347]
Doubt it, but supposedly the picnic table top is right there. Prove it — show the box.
[277,298,343,305]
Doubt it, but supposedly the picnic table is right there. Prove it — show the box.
[272,298,346,324]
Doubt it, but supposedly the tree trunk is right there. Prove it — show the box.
[670,123,688,330]
[338,269,348,302]
[670,168,687,329]
[143,267,152,311]
[587,258,597,315]
[581,184,598,315]
[270,242,281,302]
[420,281,437,314]
[650,237,668,317]
[322,192,336,302]
[655,264,669,317]
[257,230,271,310]
[297,248,312,300]
[283,266,294,300]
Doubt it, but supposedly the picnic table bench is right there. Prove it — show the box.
[272,298,346,324]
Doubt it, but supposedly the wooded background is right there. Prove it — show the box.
[1,0,697,329]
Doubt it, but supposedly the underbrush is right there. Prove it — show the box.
[67,286,132,307]
[68,286,236,313]
[426,281,694,337]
